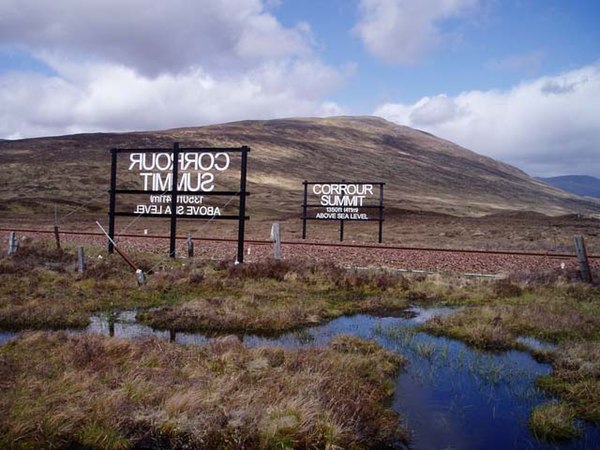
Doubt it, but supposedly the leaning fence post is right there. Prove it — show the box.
[270,223,281,260]
[95,221,146,285]
[8,231,18,256]
[77,246,86,273]
[187,233,194,258]
[573,235,593,283]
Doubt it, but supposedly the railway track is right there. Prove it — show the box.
[1,227,598,259]
[2,227,598,275]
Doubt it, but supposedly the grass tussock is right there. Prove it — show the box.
[529,401,580,441]
[0,241,418,333]
[0,239,76,273]
[536,341,600,423]
[137,260,414,334]
[0,332,407,449]
[421,283,600,350]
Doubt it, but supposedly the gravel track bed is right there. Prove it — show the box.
[20,232,599,276]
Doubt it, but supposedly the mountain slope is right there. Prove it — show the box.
[0,116,598,220]
[537,175,600,199]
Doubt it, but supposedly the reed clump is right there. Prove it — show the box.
[417,278,600,442]
[0,332,407,449]
[529,401,580,441]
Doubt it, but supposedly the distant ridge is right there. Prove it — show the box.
[0,116,599,218]
[537,175,600,199]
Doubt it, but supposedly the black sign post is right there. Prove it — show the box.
[108,143,250,262]
[301,180,385,243]
[108,148,118,254]
[169,142,180,257]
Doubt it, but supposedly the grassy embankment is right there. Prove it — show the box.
[0,332,406,449]
[420,278,600,441]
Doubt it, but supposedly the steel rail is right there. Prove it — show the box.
[1,227,598,259]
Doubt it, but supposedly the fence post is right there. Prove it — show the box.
[8,231,18,256]
[77,246,86,273]
[108,313,115,337]
[135,269,147,286]
[270,223,281,260]
[573,235,593,283]
[96,221,146,285]
[187,233,194,258]
[54,205,61,250]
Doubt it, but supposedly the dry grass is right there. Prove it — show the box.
[140,260,411,334]
[421,283,600,350]
[1,241,416,333]
[536,341,600,423]
[529,401,580,441]
[0,332,406,449]
[0,242,166,330]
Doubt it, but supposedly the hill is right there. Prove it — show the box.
[1,116,598,226]
[537,175,600,199]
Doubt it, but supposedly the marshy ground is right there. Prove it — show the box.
[1,239,599,448]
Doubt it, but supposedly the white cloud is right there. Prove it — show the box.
[0,0,345,138]
[0,0,311,76]
[374,64,600,177]
[0,59,343,139]
[354,0,478,64]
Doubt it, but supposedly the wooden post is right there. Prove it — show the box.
[8,231,18,256]
[187,233,194,258]
[53,205,61,250]
[108,316,115,337]
[270,223,281,260]
[77,246,86,273]
[573,235,593,283]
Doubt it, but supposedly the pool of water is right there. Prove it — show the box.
[0,332,15,345]
[1,308,599,449]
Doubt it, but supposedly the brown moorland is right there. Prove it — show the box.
[1,116,599,225]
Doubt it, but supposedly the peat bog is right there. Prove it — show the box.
[1,240,599,449]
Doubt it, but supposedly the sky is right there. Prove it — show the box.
[0,0,599,177]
